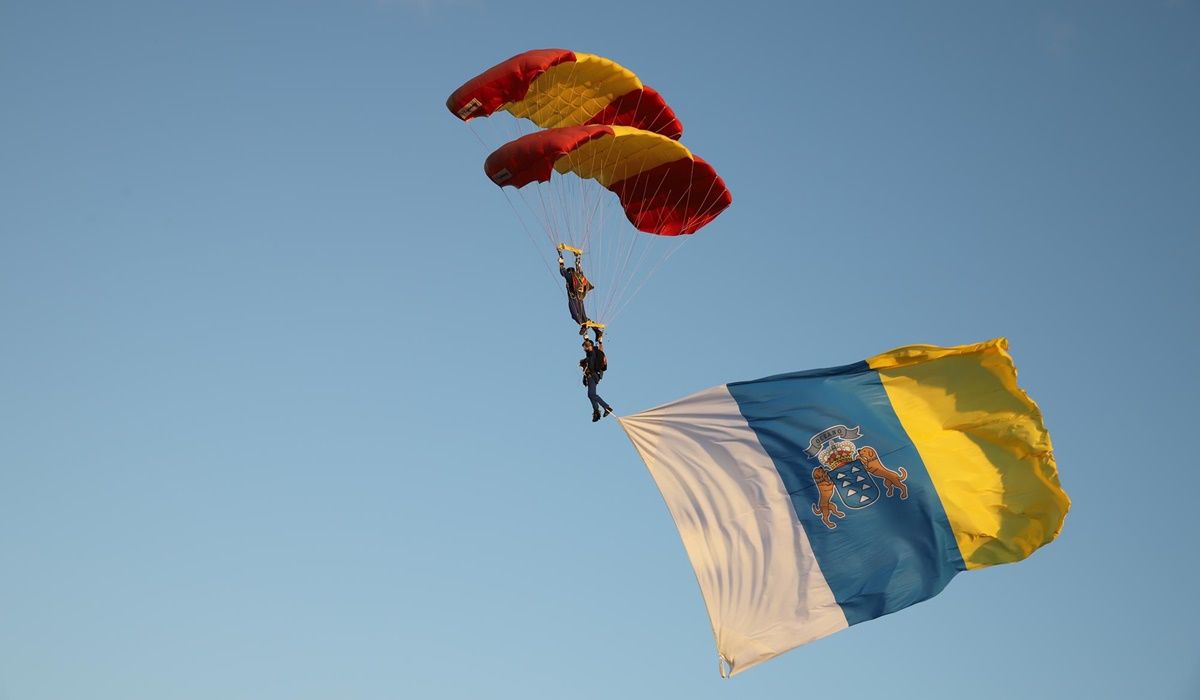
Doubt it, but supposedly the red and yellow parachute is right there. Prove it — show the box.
[448,49,730,326]
[447,49,683,139]
[485,126,730,236]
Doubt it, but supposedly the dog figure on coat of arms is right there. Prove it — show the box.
[857,445,908,500]
[810,466,846,529]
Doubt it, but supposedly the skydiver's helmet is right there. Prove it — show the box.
[817,439,858,470]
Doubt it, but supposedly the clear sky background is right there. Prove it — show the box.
[3,1,1198,698]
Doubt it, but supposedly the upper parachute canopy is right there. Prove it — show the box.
[485,125,731,236]
[447,49,684,139]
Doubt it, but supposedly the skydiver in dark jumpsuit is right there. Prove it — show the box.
[580,336,612,422]
[559,251,595,338]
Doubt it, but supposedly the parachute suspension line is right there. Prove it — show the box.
[466,121,491,152]
[502,186,561,290]
[579,124,623,254]
[474,119,560,289]
[595,228,629,323]
[596,175,650,320]
[599,147,679,321]
[605,230,655,323]
[640,152,720,241]
[572,126,603,254]
[542,61,583,260]
[601,225,648,322]
[596,190,609,300]
[560,128,621,318]
[561,58,595,254]
[484,132,562,289]
[561,150,585,249]
[595,202,626,322]
[610,231,687,323]
[606,154,728,321]
[589,131,642,320]
[632,70,683,140]
[608,135,703,320]
[602,224,655,322]
[530,178,561,246]
[684,154,696,236]
[542,56,589,255]
[577,139,598,252]
[629,82,669,141]
[559,155,580,248]
[679,160,724,236]
[681,157,707,234]
[520,185,564,281]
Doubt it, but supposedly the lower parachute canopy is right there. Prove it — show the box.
[484,125,731,236]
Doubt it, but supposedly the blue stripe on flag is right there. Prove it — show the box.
[727,362,965,626]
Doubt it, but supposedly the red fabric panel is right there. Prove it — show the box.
[446,49,576,121]
[483,126,614,188]
[609,156,732,236]
[585,86,683,139]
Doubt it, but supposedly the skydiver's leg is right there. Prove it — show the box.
[569,297,588,324]
[586,376,601,411]
[586,379,601,421]
[587,376,612,414]
[570,297,589,335]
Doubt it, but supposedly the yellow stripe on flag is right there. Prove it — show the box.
[868,338,1070,569]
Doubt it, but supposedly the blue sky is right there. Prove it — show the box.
[2,1,1198,698]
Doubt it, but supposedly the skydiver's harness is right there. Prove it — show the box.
[558,243,594,300]
[570,270,593,300]
[581,348,607,385]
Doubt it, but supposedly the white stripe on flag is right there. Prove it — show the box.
[619,385,847,676]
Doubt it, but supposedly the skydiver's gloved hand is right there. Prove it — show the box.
[558,256,564,265]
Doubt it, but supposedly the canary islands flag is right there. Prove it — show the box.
[618,339,1069,677]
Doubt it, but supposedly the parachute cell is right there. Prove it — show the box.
[484,126,731,236]
[447,49,684,139]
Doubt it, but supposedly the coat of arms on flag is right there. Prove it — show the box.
[808,425,909,529]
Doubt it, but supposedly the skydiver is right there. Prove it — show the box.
[559,249,594,337]
[580,336,612,422]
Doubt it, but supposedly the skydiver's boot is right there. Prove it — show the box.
[603,406,613,418]
[592,409,601,422]
[579,323,588,336]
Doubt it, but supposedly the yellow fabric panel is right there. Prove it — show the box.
[868,338,1070,570]
[554,126,692,187]
[505,53,643,128]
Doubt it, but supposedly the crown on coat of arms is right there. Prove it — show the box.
[817,440,858,469]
